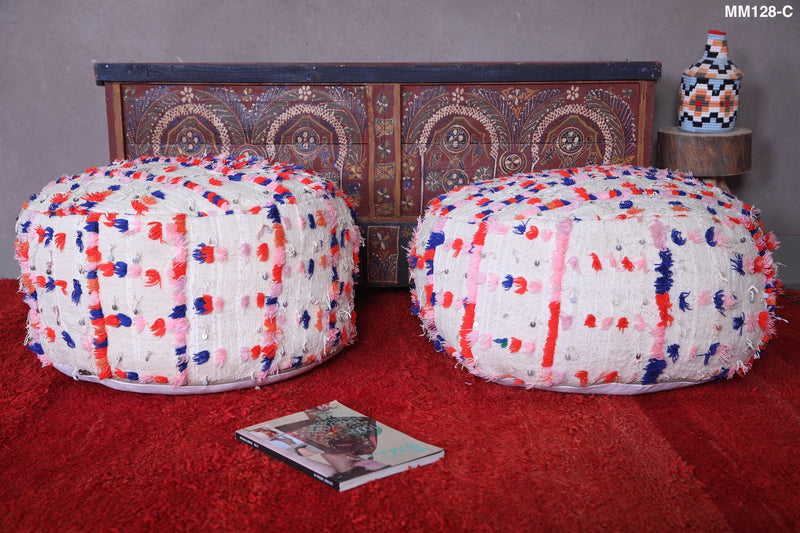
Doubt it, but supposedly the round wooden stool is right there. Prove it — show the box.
[657,126,752,192]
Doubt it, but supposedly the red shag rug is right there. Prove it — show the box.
[1,278,799,532]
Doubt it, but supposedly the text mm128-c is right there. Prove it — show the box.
[725,4,794,17]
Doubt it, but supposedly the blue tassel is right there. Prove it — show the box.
[113,219,129,232]
[71,280,82,305]
[300,310,311,329]
[667,343,680,363]
[43,227,54,246]
[713,290,726,316]
[502,275,514,291]
[731,254,745,275]
[193,296,211,315]
[62,331,76,349]
[266,205,281,224]
[701,342,720,365]
[654,249,674,295]
[642,358,667,385]
[426,231,445,250]
[670,229,686,246]
[76,231,84,252]
[678,291,692,311]
[115,313,132,327]
[169,304,187,319]
[308,258,314,278]
[193,350,210,365]
[705,227,717,247]
[307,213,316,229]
[28,342,44,355]
[711,367,730,382]
[732,313,745,335]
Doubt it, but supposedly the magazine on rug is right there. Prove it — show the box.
[235,400,444,492]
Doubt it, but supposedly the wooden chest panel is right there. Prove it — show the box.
[119,83,372,218]
[400,81,647,216]
[97,63,661,286]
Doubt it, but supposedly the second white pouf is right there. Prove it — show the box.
[408,165,779,394]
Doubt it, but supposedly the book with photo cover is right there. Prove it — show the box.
[235,400,444,492]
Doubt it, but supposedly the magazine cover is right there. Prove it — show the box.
[235,400,444,491]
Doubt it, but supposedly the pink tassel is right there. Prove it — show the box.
[479,334,492,351]
[718,344,734,364]
[169,317,189,343]
[698,290,712,306]
[171,370,188,388]
[522,342,536,355]
[649,219,667,250]
[567,255,580,273]
[215,348,227,367]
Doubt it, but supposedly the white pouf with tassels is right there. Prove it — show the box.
[15,156,361,394]
[408,165,779,394]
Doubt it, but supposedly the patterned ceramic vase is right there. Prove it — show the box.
[678,30,744,132]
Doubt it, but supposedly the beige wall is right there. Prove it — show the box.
[2,0,798,286]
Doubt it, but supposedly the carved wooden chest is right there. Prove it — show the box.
[95,62,661,286]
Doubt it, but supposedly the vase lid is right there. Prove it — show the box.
[682,30,744,80]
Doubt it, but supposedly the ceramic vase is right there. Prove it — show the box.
[678,30,744,132]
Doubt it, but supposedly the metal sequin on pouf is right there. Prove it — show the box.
[408,165,779,394]
[15,156,361,394]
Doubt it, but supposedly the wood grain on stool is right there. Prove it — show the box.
[657,127,751,192]
[658,126,752,176]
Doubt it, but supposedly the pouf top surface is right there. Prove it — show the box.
[423,166,745,226]
[23,155,345,218]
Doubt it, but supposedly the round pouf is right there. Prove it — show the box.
[15,156,361,394]
[408,165,779,394]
